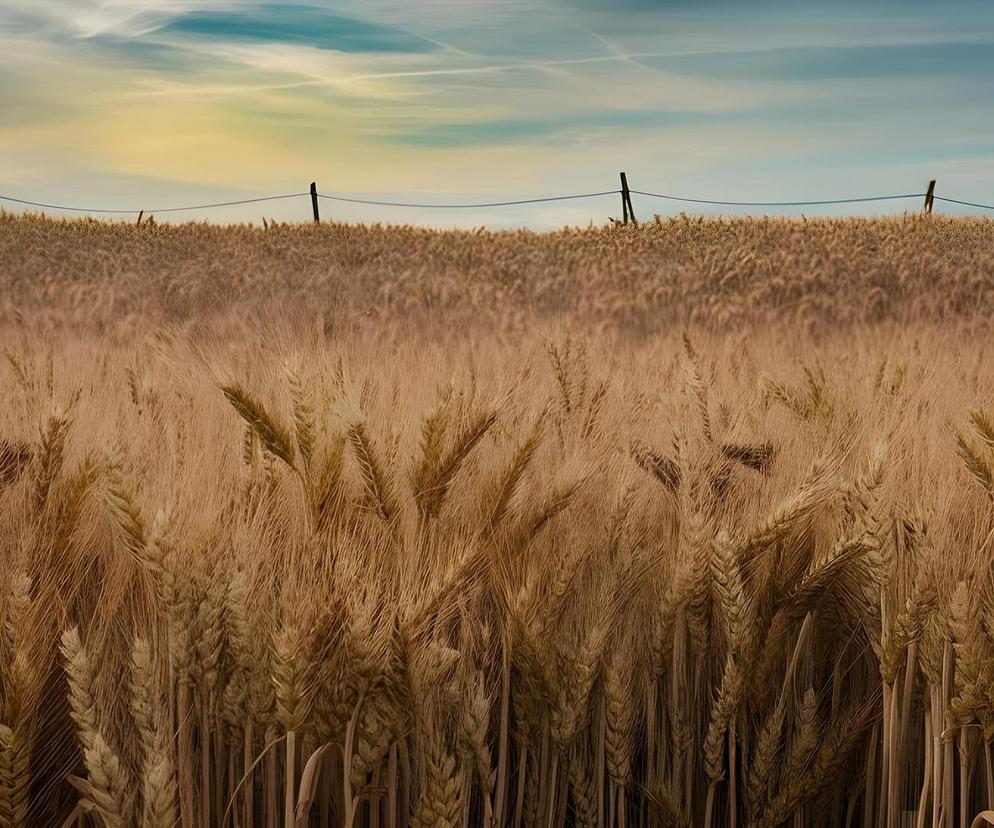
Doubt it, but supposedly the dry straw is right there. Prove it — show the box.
[1,214,994,826]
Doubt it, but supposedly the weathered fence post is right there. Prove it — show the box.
[620,173,629,224]
[924,180,936,215]
[310,182,320,223]
[620,172,637,225]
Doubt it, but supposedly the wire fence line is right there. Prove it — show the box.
[0,192,309,215]
[315,190,620,209]
[2,176,993,218]
[0,188,622,213]
[931,195,994,210]
[628,191,929,208]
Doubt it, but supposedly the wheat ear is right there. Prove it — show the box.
[61,628,132,825]
[222,383,297,468]
[413,730,462,828]
[348,419,396,521]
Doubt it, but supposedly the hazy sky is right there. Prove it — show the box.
[2,0,993,226]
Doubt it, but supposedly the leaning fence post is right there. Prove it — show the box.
[924,180,936,215]
[310,182,320,223]
[620,172,637,225]
[620,173,629,224]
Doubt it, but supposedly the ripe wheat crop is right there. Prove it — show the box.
[2,213,994,827]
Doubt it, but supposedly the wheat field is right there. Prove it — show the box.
[2,213,994,827]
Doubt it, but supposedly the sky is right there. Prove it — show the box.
[1,0,993,227]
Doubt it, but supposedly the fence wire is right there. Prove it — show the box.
[630,191,929,208]
[316,191,618,209]
[0,192,308,214]
[2,184,993,215]
[932,195,994,210]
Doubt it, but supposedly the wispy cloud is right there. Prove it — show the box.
[161,4,435,53]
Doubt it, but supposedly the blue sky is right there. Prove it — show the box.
[1,0,993,227]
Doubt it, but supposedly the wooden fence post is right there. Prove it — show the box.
[924,180,936,215]
[620,173,637,225]
[310,182,320,223]
[620,173,629,224]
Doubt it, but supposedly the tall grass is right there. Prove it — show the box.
[1,215,994,826]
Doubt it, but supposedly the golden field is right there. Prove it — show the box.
[3,212,994,334]
[2,213,994,827]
